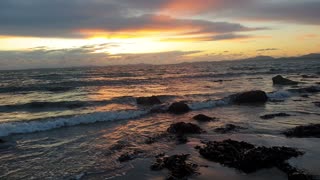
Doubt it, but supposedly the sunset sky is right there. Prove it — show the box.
[0,0,319,69]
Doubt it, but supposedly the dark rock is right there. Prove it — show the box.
[136,96,161,105]
[167,122,203,134]
[288,172,312,180]
[118,150,143,162]
[260,113,291,119]
[273,75,299,85]
[193,114,218,122]
[150,154,198,179]
[168,102,190,114]
[233,90,268,104]
[214,124,245,133]
[198,139,303,174]
[314,102,320,107]
[283,124,320,138]
[301,94,309,98]
[0,139,4,143]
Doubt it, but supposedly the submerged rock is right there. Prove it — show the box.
[136,96,161,105]
[233,90,268,104]
[198,139,303,174]
[145,132,171,144]
[302,75,318,79]
[167,122,203,134]
[295,86,320,93]
[214,124,245,134]
[168,102,190,114]
[273,75,299,85]
[283,124,320,138]
[260,113,291,119]
[150,154,198,179]
[193,114,218,122]
[118,150,143,162]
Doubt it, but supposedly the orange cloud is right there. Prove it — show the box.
[298,34,318,41]
[160,0,217,15]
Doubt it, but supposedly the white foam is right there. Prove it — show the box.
[267,90,292,100]
[189,98,231,110]
[0,110,149,137]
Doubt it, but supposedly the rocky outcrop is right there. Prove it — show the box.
[150,154,198,179]
[136,96,161,105]
[214,124,245,133]
[193,114,218,122]
[260,113,291,119]
[198,139,304,175]
[233,90,268,104]
[283,124,320,138]
[167,122,203,134]
[168,102,190,114]
[273,75,298,85]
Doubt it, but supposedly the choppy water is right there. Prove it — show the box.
[0,58,320,179]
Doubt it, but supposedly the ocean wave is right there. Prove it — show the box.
[0,100,110,112]
[267,91,292,100]
[0,110,149,137]
[189,98,231,110]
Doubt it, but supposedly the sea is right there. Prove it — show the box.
[0,58,319,179]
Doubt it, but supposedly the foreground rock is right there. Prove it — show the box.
[136,96,161,105]
[167,122,203,134]
[193,114,218,122]
[283,124,320,138]
[278,162,313,180]
[150,154,198,179]
[273,75,299,85]
[168,102,190,114]
[214,124,246,134]
[260,113,291,119]
[233,90,268,104]
[198,139,304,175]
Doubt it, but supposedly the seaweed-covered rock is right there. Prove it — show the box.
[273,75,299,85]
[233,90,268,104]
[260,113,291,119]
[150,154,198,179]
[193,114,218,122]
[168,102,190,114]
[198,139,303,174]
[214,124,245,133]
[283,124,320,138]
[167,122,203,134]
[136,96,161,105]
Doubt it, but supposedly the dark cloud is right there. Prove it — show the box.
[257,48,279,52]
[0,0,264,38]
[0,45,202,70]
[212,33,253,41]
